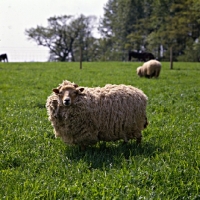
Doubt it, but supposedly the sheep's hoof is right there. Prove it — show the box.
[144,119,148,128]
[123,137,129,144]
[100,141,106,149]
[123,140,129,145]
[136,137,142,145]
[80,145,86,151]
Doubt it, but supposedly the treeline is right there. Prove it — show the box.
[26,0,200,62]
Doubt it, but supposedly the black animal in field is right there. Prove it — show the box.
[0,54,8,62]
[128,51,155,62]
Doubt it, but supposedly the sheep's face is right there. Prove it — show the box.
[137,66,142,77]
[53,85,84,106]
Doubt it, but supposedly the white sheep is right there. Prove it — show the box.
[137,60,161,78]
[46,80,148,150]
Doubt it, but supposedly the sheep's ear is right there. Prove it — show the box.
[73,84,79,88]
[53,88,59,94]
[78,87,84,93]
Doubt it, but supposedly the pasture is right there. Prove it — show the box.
[0,62,200,199]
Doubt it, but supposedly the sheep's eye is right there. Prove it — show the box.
[73,91,78,95]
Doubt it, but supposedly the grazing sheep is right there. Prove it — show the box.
[46,80,148,149]
[137,60,161,78]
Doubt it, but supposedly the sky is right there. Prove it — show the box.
[0,0,108,62]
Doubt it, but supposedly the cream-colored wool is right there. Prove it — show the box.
[46,80,148,149]
[137,59,161,78]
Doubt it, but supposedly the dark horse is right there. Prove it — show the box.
[0,54,8,62]
[128,51,155,62]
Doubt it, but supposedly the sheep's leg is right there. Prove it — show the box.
[155,69,160,78]
[150,71,156,78]
[123,136,129,144]
[135,131,142,145]
[54,106,60,118]
[80,145,86,151]
[100,141,107,149]
[144,117,148,128]
[123,140,129,145]
[136,136,142,145]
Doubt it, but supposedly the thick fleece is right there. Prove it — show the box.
[137,59,161,78]
[46,80,148,148]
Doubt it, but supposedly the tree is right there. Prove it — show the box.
[99,0,148,60]
[125,0,154,52]
[138,0,200,63]
[71,15,98,62]
[99,0,200,63]
[25,15,97,62]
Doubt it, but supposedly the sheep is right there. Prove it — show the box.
[46,80,148,150]
[137,59,161,78]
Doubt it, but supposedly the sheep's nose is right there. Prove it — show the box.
[63,98,71,106]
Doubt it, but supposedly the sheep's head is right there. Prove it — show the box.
[53,84,84,106]
[137,66,142,77]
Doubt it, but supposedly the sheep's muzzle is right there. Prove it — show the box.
[63,97,71,106]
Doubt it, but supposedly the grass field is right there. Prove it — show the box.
[0,62,200,199]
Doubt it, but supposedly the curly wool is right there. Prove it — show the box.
[46,80,148,147]
[137,59,161,78]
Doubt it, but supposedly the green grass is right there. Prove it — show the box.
[0,61,200,199]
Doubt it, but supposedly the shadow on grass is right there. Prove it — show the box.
[64,140,164,169]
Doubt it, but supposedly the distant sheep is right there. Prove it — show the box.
[46,80,148,150]
[137,60,161,78]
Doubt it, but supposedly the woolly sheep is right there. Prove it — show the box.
[46,80,148,149]
[137,59,161,78]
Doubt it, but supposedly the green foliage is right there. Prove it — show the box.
[0,62,200,199]
[25,15,97,62]
[25,1,200,62]
[100,0,200,61]
[100,0,148,60]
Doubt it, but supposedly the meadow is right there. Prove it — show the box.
[0,61,199,199]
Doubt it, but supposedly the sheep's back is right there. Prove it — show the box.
[75,84,147,142]
[142,60,161,75]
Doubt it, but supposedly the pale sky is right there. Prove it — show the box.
[0,0,108,62]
